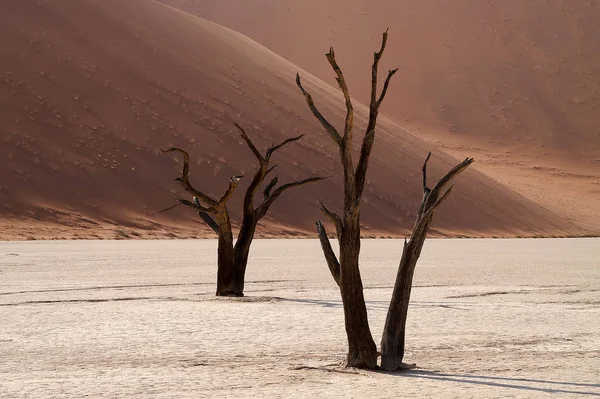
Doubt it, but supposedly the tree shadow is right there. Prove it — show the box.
[281,298,468,310]
[280,298,344,308]
[281,298,392,309]
[396,370,600,396]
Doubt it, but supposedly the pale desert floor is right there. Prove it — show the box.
[1,239,599,398]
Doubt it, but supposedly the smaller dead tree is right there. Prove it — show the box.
[163,124,323,297]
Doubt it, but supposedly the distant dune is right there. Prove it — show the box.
[0,0,587,239]
[159,0,600,233]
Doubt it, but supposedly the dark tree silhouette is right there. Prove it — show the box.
[380,153,473,371]
[297,30,473,370]
[163,124,324,297]
[296,29,398,368]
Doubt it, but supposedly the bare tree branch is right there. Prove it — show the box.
[270,176,325,200]
[418,152,433,216]
[266,165,277,176]
[325,47,354,144]
[353,127,375,200]
[421,151,432,194]
[157,199,219,234]
[354,30,398,200]
[242,168,265,216]
[198,212,220,234]
[257,176,326,217]
[412,186,454,240]
[187,197,214,213]
[237,124,269,215]
[316,221,341,286]
[263,176,279,201]
[217,175,243,205]
[162,148,218,207]
[266,135,304,160]
[429,158,474,196]
[235,123,264,164]
[157,202,184,214]
[369,28,390,108]
[415,154,472,234]
[296,73,343,147]
[318,198,343,236]
[377,69,399,106]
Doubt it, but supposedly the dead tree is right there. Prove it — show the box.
[380,153,473,371]
[297,31,474,370]
[163,124,323,297]
[296,30,398,369]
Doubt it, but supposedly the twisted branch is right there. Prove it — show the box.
[296,73,343,147]
[162,148,218,207]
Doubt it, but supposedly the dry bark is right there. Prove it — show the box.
[297,30,398,369]
[163,126,323,296]
[380,153,474,371]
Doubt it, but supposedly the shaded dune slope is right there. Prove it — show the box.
[0,0,577,239]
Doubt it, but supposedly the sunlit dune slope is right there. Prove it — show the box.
[0,0,578,239]
[161,0,600,160]
[160,0,600,233]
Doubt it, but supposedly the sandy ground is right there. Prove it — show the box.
[1,239,599,398]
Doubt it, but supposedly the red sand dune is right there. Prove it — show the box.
[0,0,586,239]
[159,0,600,233]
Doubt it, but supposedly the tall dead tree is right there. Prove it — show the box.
[297,31,474,370]
[163,124,323,297]
[296,30,398,369]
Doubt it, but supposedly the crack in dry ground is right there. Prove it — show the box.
[446,287,598,299]
[0,280,303,297]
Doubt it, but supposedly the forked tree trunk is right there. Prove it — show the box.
[215,210,239,296]
[380,153,474,371]
[378,227,428,368]
[214,219,255,297]
[230,215,258,295]
[216,233,254,297]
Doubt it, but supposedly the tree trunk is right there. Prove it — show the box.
[380,220,431,371]
[215,209,242,297]
[339,218,378,369]
[231,215,258,296]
